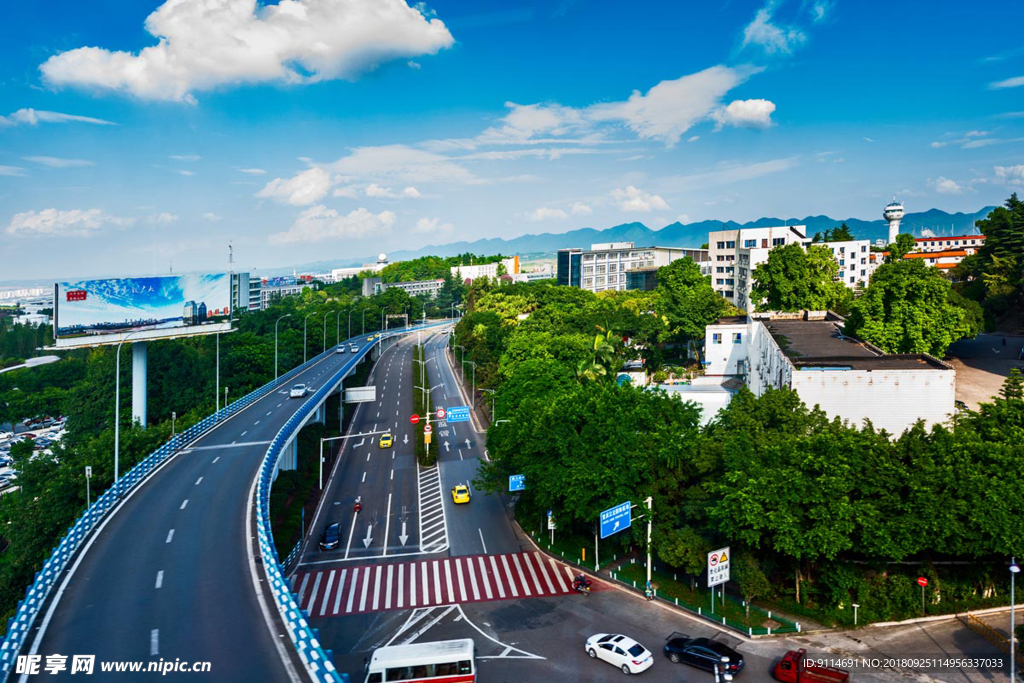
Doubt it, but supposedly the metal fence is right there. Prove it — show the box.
[0,323,445,681]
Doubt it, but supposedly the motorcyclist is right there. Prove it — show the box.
[354,496,362,513]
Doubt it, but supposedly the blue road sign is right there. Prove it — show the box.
[509,474,525,492]
[447,406,471,423]
[600,501,632,539]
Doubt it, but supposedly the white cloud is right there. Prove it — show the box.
[687,135,700,143]
[169,154,201,162]
[676,214,691,224]
[407,60,421,70]
[863,137,875,142]
[23,156,95,168]
[40,0,455,103]
[920,228,936,238]
[571,202,592,215]
[711,98,776,130]
[256,167,333,205]
[177,169,196,176]
[413,217,454,234]
[148,212,179,225]
[236,167,266,175]
[742,2,807,54]
[0,108,115,127]
[6,208,130,237]
[457,147,604,161]
[965,130,990,137]
[528,206,569,221]
[989,76,1024,90]
[332,185,360,198]
[589,66,767,146]
[610,186,670,212]
[476,102,590,145]
[270,205,395,244]
[328,145,478,184]
[810,0,833,23]
[995,165,1024,186]
[932,133,1024,150]
[658,156,799,191]
[203,212,222,222]
[365,183,422,198]
[929,177,966,195]
[0,166,26,177]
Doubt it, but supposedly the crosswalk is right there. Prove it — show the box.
[417,466,447,552]
[294,552,579,618]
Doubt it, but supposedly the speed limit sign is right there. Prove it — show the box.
[435,407,446,420]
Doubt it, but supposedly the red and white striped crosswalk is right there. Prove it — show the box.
[293,552,582,617]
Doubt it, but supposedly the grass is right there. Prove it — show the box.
[614,562,800,635]
[528,527,620,570]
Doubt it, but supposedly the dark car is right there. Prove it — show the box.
[664,634,744,674]
[318,522,342,551]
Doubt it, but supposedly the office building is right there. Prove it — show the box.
[709,226,807,306]
[557,249,583,288]
[362,278,445,299]
[558,243,708,293]
[703,311,954,435]
[810,240,877,288]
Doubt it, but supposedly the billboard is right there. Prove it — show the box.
[54,274,231,348]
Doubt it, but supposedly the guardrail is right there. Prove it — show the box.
[254,322,447,683]
[0,323,445,681]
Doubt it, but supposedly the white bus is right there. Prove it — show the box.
[364,638,475,683]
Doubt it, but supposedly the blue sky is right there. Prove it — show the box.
[1,0,1023,280]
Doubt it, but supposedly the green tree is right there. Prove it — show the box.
[655,258,726,341]
[734,551,773,617]
[845,259,975,356]
[657,526,711,591]
[886,233,917,262]
[749,243,849,312]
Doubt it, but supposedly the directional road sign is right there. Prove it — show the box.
[446,406,470,423]
[509,474,525,492]
[435,407,446,420]
[708,547,730,587]
[599,501,631,539]
[409,414,420,425]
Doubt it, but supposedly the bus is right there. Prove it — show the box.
[364,638,475,683]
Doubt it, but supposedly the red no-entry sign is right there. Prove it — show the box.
[917,577,928,587]
[410,414,420,424]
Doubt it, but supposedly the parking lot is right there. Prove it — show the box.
[946,333,1024,409]
[0,415,66,493]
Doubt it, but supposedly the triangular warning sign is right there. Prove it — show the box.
[719,551,728,563]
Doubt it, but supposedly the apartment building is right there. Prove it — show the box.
[451,256,520,280]
[915,234,985,253]
[709,226,807,306]
[558,242,708,293]
[811,240,877,287]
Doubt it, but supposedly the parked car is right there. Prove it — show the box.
[773,649,848,683]
[318,522,342,551]
[585,633,654,675]
[289,384,307,398]
[663,633,743,675]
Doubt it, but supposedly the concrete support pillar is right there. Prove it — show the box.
[279,437,297,472]
[132,341,147,428]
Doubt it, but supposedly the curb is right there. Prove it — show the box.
[869,604,1023,628]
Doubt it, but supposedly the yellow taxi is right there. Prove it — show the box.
[451,484,471,504]
[379,433,393,448]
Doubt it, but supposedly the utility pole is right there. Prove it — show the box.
[645,496,653,586]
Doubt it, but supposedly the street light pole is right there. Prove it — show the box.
[215,332,220,415]
[113,331,140,485]
[454,345,466,381]
[1012,558,1020,683]
[347,308,353,339]
[362,310,366,334]
[323,310,332,352]
[466,360,477,407]
[275,314,292,381]
[645,495,653,586]
[480,388,495,419]
[303,312,315,363]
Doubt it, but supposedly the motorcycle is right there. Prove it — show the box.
[572,575,593,594]
[354,496,363,513]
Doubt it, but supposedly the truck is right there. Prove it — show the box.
[773,649,850,683]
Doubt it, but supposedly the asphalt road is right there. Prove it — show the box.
[20,330,405,682]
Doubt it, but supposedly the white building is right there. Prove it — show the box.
[574,242,708,293]
[363,278,445,298]
[259,279,310,309]
[810,240,877,288]
[331,261,387,281]
[703,311,954,435]
[509,264,554,283]
[451,256,520,281]
[709,226,807,305]
[914,234,985,253]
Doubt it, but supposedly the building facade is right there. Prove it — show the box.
[451,256,520,280]
[362,278,445,298]
[559,243,708,293]
[709,226,807,305]
[703,311,954,435]
[811,240,877,287]
[914,234,985,253]
[259,280,310,309]
[556,249,582,287]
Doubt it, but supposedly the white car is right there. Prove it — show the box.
[350,345,358,353]
[585,633,654,675]
[336,345,346,354]
[289,384,307,398]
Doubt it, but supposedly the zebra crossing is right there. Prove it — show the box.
[293,552,581,618]
[417,466,448,553]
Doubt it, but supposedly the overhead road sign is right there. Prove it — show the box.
[345,387,376,403]
[600,501,631,539]
[446,406,470,423]
[509,474,525,492]
[707,547,730,587]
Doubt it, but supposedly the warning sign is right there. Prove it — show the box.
[707,546,730,587]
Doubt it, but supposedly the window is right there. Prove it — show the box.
[725,290,734,297]
[386,667,412,681]
[772,237,785,246]
[762,238,768,248]
[368,675,383,683]
[839,259,845,266]
[850,276,855,283]
[716,255,725,261]
[712,333,722,344]
[726,266,734,273]
[726,241,736,248]
[732,333,742,344]
[725,278,734,286]
[716,241,725,249]
[744,239,757,248]
[716,278,724,285]
[861,245,867,252]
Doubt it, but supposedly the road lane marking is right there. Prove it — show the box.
[332,569,346,615]
[444,559,455,603]
[150,629,159,656]
[362,472,367,483]
[195,477,203,485]
[491,556,507,598]
[155,571,164,589]
[410,563,417,607]
[382,492,392,557]
[455,558,468,602]
[212,456,220,463]
[308,572,323,615]
[510,554,529,596]
[478,556,494,599]
[319,570,336,617]
[359,567,371,612]
[297,573,311,604]
[372,566,383,611]
[385,564,394,609]
[346,568,359,612]
[478,528,488,554]
[180,499,188,510]
[433,560,442,604]
[254,420,260,425]
[165,529,174,544]
[467,559,481,600]
[391,469,394,480]
[241,430,248,437]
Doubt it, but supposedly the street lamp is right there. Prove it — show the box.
[1012,558,1020,683]
[480,388,495,419]
[324,310,337,352]
[347,308,353,340]
[465,360,477,406]
[454,345,466,381]
[171,411,176,438]
[275,314,292,380]
[113,331,142,485]
[362,309,367,334]
[302,312,316,363]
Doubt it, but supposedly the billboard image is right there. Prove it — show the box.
[54,274,231,347]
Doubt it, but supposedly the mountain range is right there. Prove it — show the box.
[287,206,996,274]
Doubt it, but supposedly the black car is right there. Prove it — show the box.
[663,634,744,674]
[318,522,341,551]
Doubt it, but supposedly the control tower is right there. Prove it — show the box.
[883,197,905,244]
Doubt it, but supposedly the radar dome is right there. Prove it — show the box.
[378,253,388,263]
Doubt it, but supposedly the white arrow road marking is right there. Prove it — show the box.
[363,525,373,549]
[444,441,450,452]
[404,434,409,444]
[399,521,409,546]
[464,438,471,448]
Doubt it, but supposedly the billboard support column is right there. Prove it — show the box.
[132,341,147,429]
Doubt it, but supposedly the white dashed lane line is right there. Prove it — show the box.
[165,529,174,544]
[155,571,164,589]
[180,499,188,510]
[195,477,203,486]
